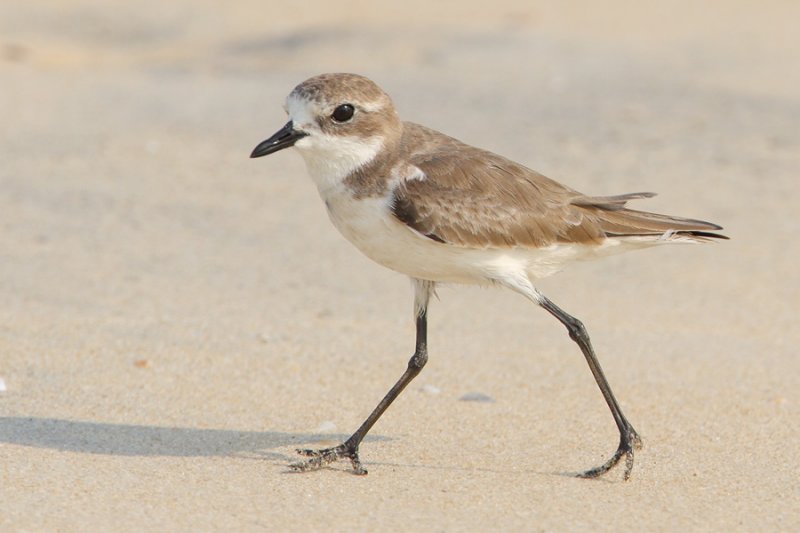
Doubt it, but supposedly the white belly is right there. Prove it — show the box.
[320,188,606,284]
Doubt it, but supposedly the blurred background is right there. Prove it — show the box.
[1,1,798,530]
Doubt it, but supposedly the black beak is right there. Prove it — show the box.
[250,121,308,158]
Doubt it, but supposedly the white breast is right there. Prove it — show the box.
[322,187,469,281]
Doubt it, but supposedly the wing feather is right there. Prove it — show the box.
[390,123,726,247]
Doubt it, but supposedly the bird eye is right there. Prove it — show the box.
[331,104,355,122]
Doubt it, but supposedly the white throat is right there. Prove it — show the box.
[294,134,383,194]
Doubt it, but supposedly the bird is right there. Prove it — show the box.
[250,73,726,480]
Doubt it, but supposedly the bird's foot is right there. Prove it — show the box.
[577,426,643,481]
[290,442,367,475]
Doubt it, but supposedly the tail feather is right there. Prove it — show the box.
[571,194,727,241]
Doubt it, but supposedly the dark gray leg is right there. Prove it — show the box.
[291,280,434,474]
[539,295,643,480]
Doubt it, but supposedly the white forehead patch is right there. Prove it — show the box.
[285,94,319,130]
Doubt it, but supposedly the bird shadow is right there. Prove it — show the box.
[0,416,386,462]
[0,417,621,481]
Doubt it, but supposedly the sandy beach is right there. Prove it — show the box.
[1,1,799,530]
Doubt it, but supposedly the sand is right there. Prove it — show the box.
[1,1,799,530]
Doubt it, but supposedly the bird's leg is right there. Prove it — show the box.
[291,280,434,474]
[538,295,643,480]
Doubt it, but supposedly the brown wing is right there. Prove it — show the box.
[391,123,725,248]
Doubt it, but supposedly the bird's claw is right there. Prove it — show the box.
[577,426,643,481]
[290,443,367,475]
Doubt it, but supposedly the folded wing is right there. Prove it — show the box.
[391,123,726,248]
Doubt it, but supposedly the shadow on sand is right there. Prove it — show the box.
[0,417,386,460]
